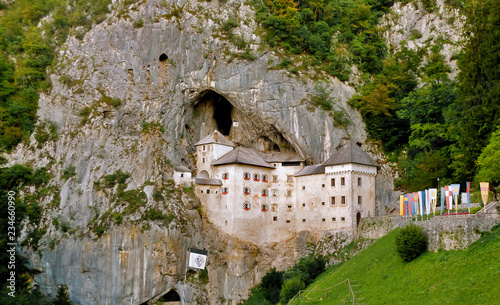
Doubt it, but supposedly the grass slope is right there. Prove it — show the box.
[296,224,500,304]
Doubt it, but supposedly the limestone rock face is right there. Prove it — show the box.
[6,0,450,304]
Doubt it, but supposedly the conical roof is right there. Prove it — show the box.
[323,141,378,167]
[195,130,234,147]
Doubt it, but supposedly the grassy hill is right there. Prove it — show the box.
[292,224,500,304]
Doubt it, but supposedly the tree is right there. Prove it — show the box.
[54,285,71,305]
[395,224,428,262]
[475,128,500,200]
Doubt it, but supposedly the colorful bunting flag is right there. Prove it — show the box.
[480,182,489,206]
[466,181,471,209]
[418,191,424,215]
[451,184,460,213]
[440,187,445,213]
[430,188,437,213]
[400,195,404,216]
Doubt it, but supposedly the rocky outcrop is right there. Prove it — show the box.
[6,0,464,304]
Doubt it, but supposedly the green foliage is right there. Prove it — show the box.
[0,0,112,151]
[61,165,76,181]
[395,224,428,262]
[199,268,209,284]
[112,212,122,224]
[311,83,333,111]
[133,18,144,28]
[34,120,58,148]
[244,255,324,304]
[252,0,391,77]
[142,208,167,221]
[54,285,72,305]
[101,170,130,188]
[475,128,500,199]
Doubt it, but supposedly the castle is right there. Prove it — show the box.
[175,130,378,244]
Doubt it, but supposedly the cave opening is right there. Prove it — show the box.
[159,290,181,302]
[196,90,233,136]
[159,53,168,62]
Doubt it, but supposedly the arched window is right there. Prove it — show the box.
[243,187,251,195]
[222,172,229,180]
[243,172,251,180]
[262,175,269,182]
[243,202,251,210]
[253,173,260,181]
[261,204,269,212]
[261,189,269,197]
[222,187,228,194]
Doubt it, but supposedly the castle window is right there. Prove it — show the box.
[243,202,251,211]
[332,217,336,222]
[341,196,346,205]
[302,219,306,223]
[273,216,278,221]
[202,158,205,163]
[302,186,305,190]
[261,204,269,212]
[262,175,269,182]
[287,205,292,212]
[243,187,251,195]
[201,190,203,194]
[202,145,206,151]
[286,220,291,223]
[322,218,326,222]
[243,172,250,180]
[341,177,345,186]
[222,172,229,180]
[322,184,325,188]
[358,177,362,186]
[180,174,184,178]
[206,189,210,194]
[358,196,362,205]
[271,204,278,212]
[331,178,335,186]
[322,201,325,206]
[286,190,292,197]
[261,189,269,197]
[302,203,306,207]
[253,173,260,181]
[331,197,336,205]
[272,189,278,196]
[222,187,228,194]
[341,217,345,221]
[287,175,293,182]
[273,175,278,183]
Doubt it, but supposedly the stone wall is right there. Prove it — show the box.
[357,203,499,251]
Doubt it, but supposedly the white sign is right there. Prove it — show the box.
[188,248,208,270]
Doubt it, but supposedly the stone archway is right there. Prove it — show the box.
[356,212,362,226]
[159,290,181,304]
[197,170,209,178]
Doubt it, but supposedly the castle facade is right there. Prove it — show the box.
[177,130,378,244]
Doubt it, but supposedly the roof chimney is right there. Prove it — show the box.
[214,131,218,142]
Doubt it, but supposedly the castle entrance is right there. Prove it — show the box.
[159,290,181,304]
[356,212,362,226]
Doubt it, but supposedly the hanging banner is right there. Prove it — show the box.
[451,184,460,212]
[418,191,424,215]
[480,182,489,206]
[430,188,437,213]
[440,187,445,213]
[400,195,404,216]
[188,248,208,270]
[412,192,419,215]
[404,194,410,215]
[466,181,471,208]
[445,185,452,210]
[425,189,431,215]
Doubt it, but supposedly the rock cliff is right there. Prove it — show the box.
[5,0,464,303]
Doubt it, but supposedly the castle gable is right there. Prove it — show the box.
[323,141,378,167]
[212,147,275,169]
[195,130,235,147]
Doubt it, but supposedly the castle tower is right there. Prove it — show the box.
[194,130,234,178]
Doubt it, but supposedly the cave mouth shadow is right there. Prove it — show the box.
[196,90,233,136]
[159,290,181,302]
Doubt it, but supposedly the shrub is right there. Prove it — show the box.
[280,276,305,303]
[395,224,428,262]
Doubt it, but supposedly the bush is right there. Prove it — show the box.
[280,276,305,303]
[395,224,428,262]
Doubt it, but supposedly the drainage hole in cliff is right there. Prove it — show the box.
[159,290,181,302]
[194,90,233,136]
